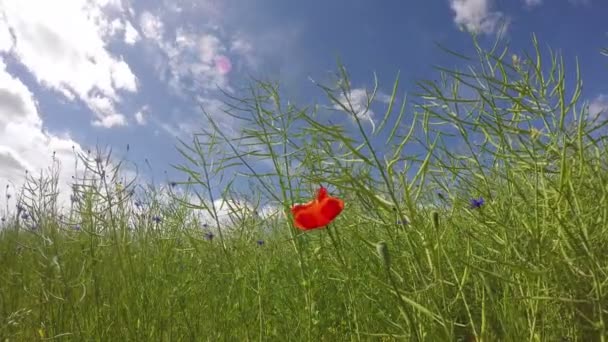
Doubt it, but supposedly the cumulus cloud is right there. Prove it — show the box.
[0,0,138,128]
[0,58,84,214]
[449,0,508,35]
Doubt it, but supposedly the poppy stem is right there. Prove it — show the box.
[326,224,346,268]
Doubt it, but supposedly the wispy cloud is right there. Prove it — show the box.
[333,88,392,132]
[135,105,148,125]
[589,94,608,120]
[523,0,543,8]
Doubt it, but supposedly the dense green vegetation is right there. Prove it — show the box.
[2,36,608,341]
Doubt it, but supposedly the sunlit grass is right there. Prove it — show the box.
[1,34,608,341]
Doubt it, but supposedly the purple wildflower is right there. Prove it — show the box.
[152,215,162,224]
[470,197,484,209]
[256,239,265,246]
[74,224,81,231]
[169,181,177,188]
[204,232,214,241]
[1,217,5,223]
[21,213,29,220]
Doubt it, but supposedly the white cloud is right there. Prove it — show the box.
[333,88,392,132]
[135,106,148,125]
[524,0,542,7]
[589,94,608,120]
[0,0,138,128]
[161,29,233,95]
[124,21,141,45]
[139,11,164,42]
[0,58,84,215]
[449,0,508,35]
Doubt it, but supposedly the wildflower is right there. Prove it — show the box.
[204,232,214,241]
[6,193,11,199]
[1,217,5,223]
[169,181,177,188]
[202,223,209,229]
[152,215,162,224]
[396,218,408,225]
[290,186,344,230]
[134,200,142,208]
[470,197,484,209]
[256,240,265,246]
[73,224,81,231]
[21,213,29,220]
[16,204,25,214]
[95,156,102,164]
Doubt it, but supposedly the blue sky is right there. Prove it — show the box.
[0,0,607,210]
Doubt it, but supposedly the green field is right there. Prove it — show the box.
[1,36,608,341]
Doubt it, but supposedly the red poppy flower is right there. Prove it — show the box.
[291,186,344,230]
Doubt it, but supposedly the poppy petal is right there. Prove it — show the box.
[291,186,344,230]
[316,186,328,201]
[294,210,320,230]
[319,198,344,222]
[291,201,314,215]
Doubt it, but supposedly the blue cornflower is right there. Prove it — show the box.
[152,215,162,224]
[256,240,265,246]
[204,232,214,241]
[470,197,484,209]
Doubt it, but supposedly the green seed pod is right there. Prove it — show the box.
[432,211,440,230]
[376,241,391,268]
